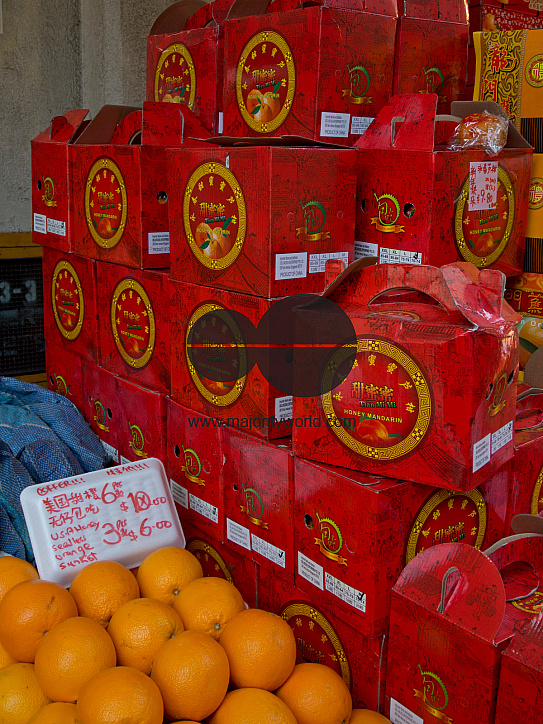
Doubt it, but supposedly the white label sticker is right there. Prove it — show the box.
[469,161,498,211]
[251,534,286,568]
[380,248,423,264]
[492,420,513,455]
[148,232,170,255]
[308,251,349,275]
[390,698,424,724]
[101,441,118,463]
[473,433,491,473]
[320,112,350,138]
[33,213,46,234]
[227,518,251,551]
[120,455,131,465]
[47,218,66,237]
[170,479,189,509]
[354,240,378,260]
[325,573,366,612]
[298,552,324,590]
[275,396,293,423]
[275,252,308,280]
[218,112,224,135]
[351,116,374,135]
[189,494,218,524]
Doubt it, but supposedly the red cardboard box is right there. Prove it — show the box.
[45,343,84,414]
[146,0,232,135]
[469,5,543,38]
[168,143,357,297]
[223,430,294,578]
[293,261,520,491]
[31,109,89,252]
[355,94,532,275]
[223,1,397,145]
[258,570,387,711]
[168,399,225,541]
[504,272,543,318]
[114,377,167,466]
[182,519,257,607]
[393,19,468,116]
[468,0,542,18]
[82,362,121,465]
[495,612,543,724]
[294,457,508,638]
[399,0,467,20]
[42,248,99,363]
[170,278,292,439]
[71,103,208,269]
[97,261,170,394]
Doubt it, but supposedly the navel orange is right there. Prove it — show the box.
[0,639,17,669]
[348,710,392,723]
[27,702,77,724]
[0,663,51,724]
[0,555,39,605]
[69,560,139,627]
[207,688,298,724]
[275,662,352,724]
[172,576,245,640]
[136,546,203,605]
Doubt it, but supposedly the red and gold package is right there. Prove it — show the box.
[114,377,167,466]
[45,343,84,414]
[82,362,120,465]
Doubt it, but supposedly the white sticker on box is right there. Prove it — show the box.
[325,572,366,612]
[320,112,350,138]
[46,218,66,237]
[120,455,131,465]
[189,493,218,524]
[473,433,491,472]
[227,518,251,551]
[390,699,424,724]
[354,241,378,260]
[308,251,349,275]
[469,161,498,211]
[148,232,170,255]
[351,116,374,135]
[380,248,423,264]
[218,112,224,135]
[170,479,189,509]
[275,252,307,280]
[275,396,293,423]
[251,534,286,568]
[101,441,118,463]
[492,420,514,455]
[33,213,46,234]
[298,552,324,590]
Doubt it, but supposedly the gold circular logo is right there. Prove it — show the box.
[154,43,197,107]
[531,465,543,515]
[526,54,543,88]
[529,177,543,210]
[110,279,156,369]
[454,166,515,267]
[186,537,234,583]
[85,158,128,249]
[183,162,247,270]
[185,302,246,407]
[321,338,433,462]
[236,30,296,133]
[512,591,543,614]
[406,488,487,564]
[51,261,84,341]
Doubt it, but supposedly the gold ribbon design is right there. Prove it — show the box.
[240,506,269,529]
[370,218,405,233]
[341,90,373,104]
[314,538,347,566]
[93,417,109,433]
[129,442,148,459]
[182,466,206,488]
[295,228,331,242]
[414,691,453,723]
[42,195,57,207]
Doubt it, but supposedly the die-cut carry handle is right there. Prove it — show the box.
[515,388,543,431]
[150,0,212,35]
[355,93,438,151]
[485,533,543,602]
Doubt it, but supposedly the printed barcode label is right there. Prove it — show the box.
[275,252,307,280]
[325,572,366,612]
[380,248,423,264]
[320,112,350,138]
[351,116,374,135]
[33,213,46,234]
[47,218,66,237]
[227,518,251,551]
[492,420,513,455]
[101,441,118,463]
[251,534,286,568]
[218,112,224,135]
[275,396,293,423]
[120,455,131,466]
[354,241,378,260]
[170,480,189,509]
[473,434,491,473]
[189,494,218,524]
[298,552,324,590]
[148,232,170,255]
[308,251,349,274]
[390,699,424,724]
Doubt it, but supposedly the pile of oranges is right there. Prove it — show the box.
[0,548,391,724]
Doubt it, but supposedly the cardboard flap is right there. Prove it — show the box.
[150,0,212,35]
[451,101,533,150]
[355,94,438,152]
[198,135,348,148]
[142,102,212,146]
[524,348,543,390]
[394,543,506,641]
[511,515,543,536]
[227,0,271,20]
[110,110,143,145]
[49,109,90,143]
[515,388,543,431]
[485,535,543,590]
[74,105,141,145]
[504,611,543,671]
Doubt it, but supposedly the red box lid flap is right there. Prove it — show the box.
[74,105,141,145]
[149,0,214,35]
[33,109,90,144]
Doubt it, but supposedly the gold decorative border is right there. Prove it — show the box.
[51,260,84,341]
[531,465,543,515]
[185,537,233,583]
[321,338,432,462]
[84,157,128,249]
[454,166,515,268]
[154,43,197,109]
[110,278,156,369]
[236,30,296,134]
[405,488,487,565]
[185,302,246,407]
[183,162,247,271]
[525,54,543,88]
[529,178,543,210]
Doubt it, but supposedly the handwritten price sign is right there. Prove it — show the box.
[469,161,498,212]
[20,459,185,587]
